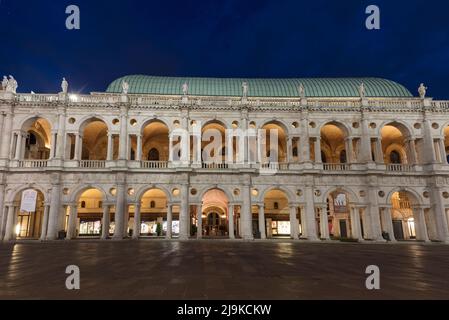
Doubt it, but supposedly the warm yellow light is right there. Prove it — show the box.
[15,224,21,236]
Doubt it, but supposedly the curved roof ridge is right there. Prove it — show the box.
[106,75,413,98]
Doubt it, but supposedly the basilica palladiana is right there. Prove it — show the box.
[1,75,449,244]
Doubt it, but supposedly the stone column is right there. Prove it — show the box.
[300,113,311,162]
[241,115,249,163]
[113,182,126,239]
[0,183,5,238]
[49,132,57,159]
[136,134,142,161]
[197,203,203,239]
[55,110,66,159]
[422,117,437,164]
[286,137,292,163]
[414,206,430,242]
[66,204,78,240]
[438,138,446,164]
[241,182,253,240]
[0,111,13,162]
[227,131,234,164]
[258,204,266,239]
[74,134,83,161]
[319,205,330,240]
[168,134,174,162]
[299,205,307,238]
[314,137,322,164]
[360,116,373,163]
[166,204,173,239]
[408,139,418,165]
[429,187,449,242]
[118,107,128,160]
[106,133,113,161]
[132,203,141,239]
[179,184,190,240]
[345,137,353,163]
[380,207,396,242]
[350,207,362,241]
[304,186,319,240]
[46,182,61,240]
[101,204,110,240]
[39,204,50,241]
[289,205,299,239]
[14,131,24,160]
[367,187,384,241]
[375,139,383,163]
[228,204,235,239]
[3,205,16,241]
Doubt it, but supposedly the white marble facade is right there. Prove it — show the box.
[1,78,449,244]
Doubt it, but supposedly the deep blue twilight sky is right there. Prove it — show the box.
[0,0,448,98]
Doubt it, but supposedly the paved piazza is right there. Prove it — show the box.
[0,240,448,300]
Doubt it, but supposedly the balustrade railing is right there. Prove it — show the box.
[79,160,106,168]
[141,161,168,169]
[323,163,350,171]
[18,160,48,168]
[386,164,413,172]
[201,162,229,169]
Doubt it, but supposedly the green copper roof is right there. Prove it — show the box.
[106,75,412,98]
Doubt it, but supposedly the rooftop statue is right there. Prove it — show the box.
[359,82,366,98]
[122,80,129,94]
[418,83,427,99]
[242,81,248,98]
[182,82,189,96]
[6,75,18,93]
[2,76,8,91]
[298,83,305,98]
[61,77,69,94]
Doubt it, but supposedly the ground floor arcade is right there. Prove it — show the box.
[2,184,448,244]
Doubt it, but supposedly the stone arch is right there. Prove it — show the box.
[198,186,234,203]
[77,115,111,133]
[140,118,170,135]
[379,120,413,139]
[259,119,290,135]
[385,187,422,207]
[322,186,359,204]
[260,186,295,203]
[69,185,109,203]
[135,185,172,203]
[319,120,351,137]
[7,184,49,203]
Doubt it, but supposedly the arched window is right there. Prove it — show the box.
[390,150,401,164]
[148,148,160,161]
[150,201,156,208]
[80,201,86,208]
[339,150,347,164]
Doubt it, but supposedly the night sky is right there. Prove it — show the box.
[1,0,448,98]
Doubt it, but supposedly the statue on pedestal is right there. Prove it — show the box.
[418,83,427,99]
[298,83,305,99]
[2,76,7,91]
[6,75,18,93]
[242,81,248,98]
[182,82,189,96]
[359,82,366,99]
[61,77,69,94]
[122,80,129,94]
